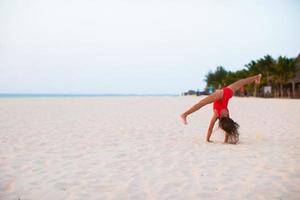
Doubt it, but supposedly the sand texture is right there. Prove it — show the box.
[0,96,300,200]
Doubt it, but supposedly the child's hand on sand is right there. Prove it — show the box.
[180,113,188,125]
[255,74,262,84]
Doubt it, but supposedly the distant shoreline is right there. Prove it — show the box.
[0,93,179,98]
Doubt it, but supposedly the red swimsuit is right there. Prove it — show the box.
[213,87,233,117]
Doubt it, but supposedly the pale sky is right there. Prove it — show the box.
[0,0,299,94]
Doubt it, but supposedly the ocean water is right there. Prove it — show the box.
[0,93,179,98]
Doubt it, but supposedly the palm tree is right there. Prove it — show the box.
[205,71,217,89]
[245,60,260,96]
[256,55,275,86]
[205,66,228,89]
[214,66,228,88]
[287,57,298,98]
[245,60,259,74]
[272,56,297,97]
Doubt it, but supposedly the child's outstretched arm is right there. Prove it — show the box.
[206,112,218,142]
[180,90,223,124]
[224,133,229,143]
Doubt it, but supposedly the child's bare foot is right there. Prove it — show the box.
[180,113,188,125]
[255,74,262,84]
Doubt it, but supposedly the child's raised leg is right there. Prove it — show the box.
[228,74,261,92]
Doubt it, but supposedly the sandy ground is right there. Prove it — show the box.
[0,96,300,200]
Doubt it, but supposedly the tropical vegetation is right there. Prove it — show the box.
[204,55,299,98]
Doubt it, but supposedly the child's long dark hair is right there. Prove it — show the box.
[219,117,240,144]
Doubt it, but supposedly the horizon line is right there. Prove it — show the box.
[0,93,180,97]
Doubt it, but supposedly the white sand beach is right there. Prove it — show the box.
[0,96,300,200]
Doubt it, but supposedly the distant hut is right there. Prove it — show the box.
[183,90,197,96]
[187,90,196,95]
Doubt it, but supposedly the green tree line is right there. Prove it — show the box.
[205,55,299,98]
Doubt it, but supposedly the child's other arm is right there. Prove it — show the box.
[206,112,218,142]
